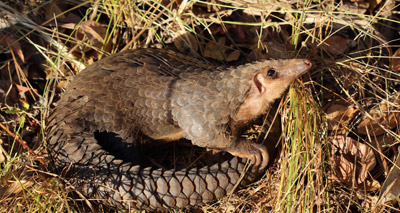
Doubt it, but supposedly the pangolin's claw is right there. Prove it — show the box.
[225,141,269,170]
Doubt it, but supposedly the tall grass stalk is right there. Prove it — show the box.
[276,82,327,212]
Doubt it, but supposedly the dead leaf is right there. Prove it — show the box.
[248,48,268,61]
[15,84,37,100]
[392,48,400,72]
[0,140,6,164]
[203,37,227,60]
[75,20,111,52]
[208,24,222,35]
[265,40,290,59]
[56,80,70,92]
[320,35,350,56]
[226,50,240,62]
[369,0,382,10]
[330,136,377,190]
[323,101,359,134]
[0,180,34,198]
[372,133,399,148]
[362,178,381,191]
[48,12,83,29]
[0,32,25,63]
[60,13,83,25]
[342,1,369,14]
[357,101,400,136]
[173,31,199,53]
[263,27,291,59]
[230,25,248,43]
[78,21,105,45]
[0,80,19,105]
[44,1,65,21]
[377,149,400,205]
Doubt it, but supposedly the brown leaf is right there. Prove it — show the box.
[44,1,65,21]
[51,12,84,29]
[0,32,25,63]
[369,0,382,10]
[76,20,111,52]
[173,31,199,53]
[392,48,400,72]
[0,80,19,105]
[342,1,369,14]
[203,38,227,60]
[57,23,76,29]
[230,25,247,43]
[264,40,290,59]
[330,136,377,190]
[208,24,222,35]
[377,150,400,205]
[0,180,34,198]
[226,50,240,62]
[263,28,291,59]
[357,101,400,136]
[320,35,350,56]
[79,21,105,44]
[373,133,398,148]
[57,80,70,91]
[323,101,359,134]
[0,143,6,164]
[361,178,381,191]
[248,48,268,61]
[15,84,37,100]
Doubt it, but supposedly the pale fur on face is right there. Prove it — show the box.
[233,74,295,127]
[231,58,311,128]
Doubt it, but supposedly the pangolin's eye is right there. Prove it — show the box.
[267,68,277,78]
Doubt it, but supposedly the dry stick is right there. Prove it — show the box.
[0,122,45,165]
[122,0,177,51]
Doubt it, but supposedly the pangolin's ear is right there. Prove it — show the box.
[251,72,266,94]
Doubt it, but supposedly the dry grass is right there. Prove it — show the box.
[0,0,399,212]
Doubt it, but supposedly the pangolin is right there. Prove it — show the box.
[46,48,312,210]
